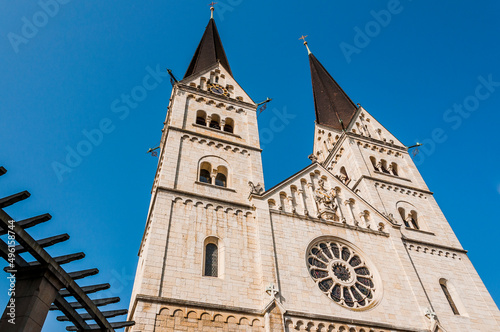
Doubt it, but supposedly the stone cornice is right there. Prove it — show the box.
[168,126,262,152]
[133,295,428,332]
[270,209,389,237]
[322,131,408,168]
[178,84,257,109]
[157,186,253,210]
[346,132,408,152]
[403,237,467,254]
[136,294,263,316]
[285,310,429,332]
[353,175,433,195]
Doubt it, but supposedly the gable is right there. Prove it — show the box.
[312,122,343,163]
[255,163,394,232]
[346,106,404,147]
[181,64,254,104]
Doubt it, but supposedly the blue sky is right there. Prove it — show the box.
[1,1,499,330]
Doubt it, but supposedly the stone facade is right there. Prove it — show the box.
[126,17,500,332]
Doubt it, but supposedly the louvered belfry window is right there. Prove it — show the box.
[204,243,218,277]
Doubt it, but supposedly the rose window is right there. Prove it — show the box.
[306,238,380,310]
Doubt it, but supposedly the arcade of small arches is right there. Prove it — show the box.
[154,306,263,331]
[185,92,247,113]
[369,156,400,177]
[196,110,235,134]
[266,172,385,232]
[350,112,392,144]
[285,317,389,332]
[396,202,420,230]
[316,130,341,157]
[187,68,244,101]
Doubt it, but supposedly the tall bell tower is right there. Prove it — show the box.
[127,8,278,332]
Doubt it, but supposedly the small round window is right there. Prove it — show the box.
[306,237,381,310]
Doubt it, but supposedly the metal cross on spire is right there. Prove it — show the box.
[208,2,217,19]
[299,35,312,54]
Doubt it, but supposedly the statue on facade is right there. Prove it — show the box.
[314,179,338,220]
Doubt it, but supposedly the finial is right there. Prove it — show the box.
[299,35,311,54]
[209,2,217,19]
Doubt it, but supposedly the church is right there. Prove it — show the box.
[126,7,500,332]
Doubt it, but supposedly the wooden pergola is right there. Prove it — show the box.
[0,166,134,332]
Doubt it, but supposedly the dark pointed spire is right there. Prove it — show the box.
[183,16,232,79]
[307,50,357,131]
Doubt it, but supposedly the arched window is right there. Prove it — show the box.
[209,114,220,130]
[199,162,212,184]
[440,279,460,315]
[223,118,234,133]
[215,166,228,187]
[391,162,398,176]
[204,243,218,277]
[381,160,390,174]
[196,110,206,126]
[398,207,410,228]
[410,210,419,229]
[370,157,378,171]
[215,173,227,187]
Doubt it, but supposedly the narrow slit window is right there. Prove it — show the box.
[204,243,218,277]
[440,282,460,315]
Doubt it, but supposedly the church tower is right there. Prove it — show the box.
[127,10,500,332]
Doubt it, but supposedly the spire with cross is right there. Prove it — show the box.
[299,35,312,54]
[209,2,217,19]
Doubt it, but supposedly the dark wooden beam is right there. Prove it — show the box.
[50,297,120,310]
[14,234,69,253]
[0,213,52,236]
[66,321,135,331]
[0,191,30,208]
[59,283,110,297]
[68,268,99,280]
[53,294,91,331]
[0,205,132,331]
[0,167,6,176]
[57,309,128,321]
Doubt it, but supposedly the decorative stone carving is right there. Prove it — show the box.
[314,180,338,220]
[308,153,318,162]
[248,181,264,195]
[265,283,279,298]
